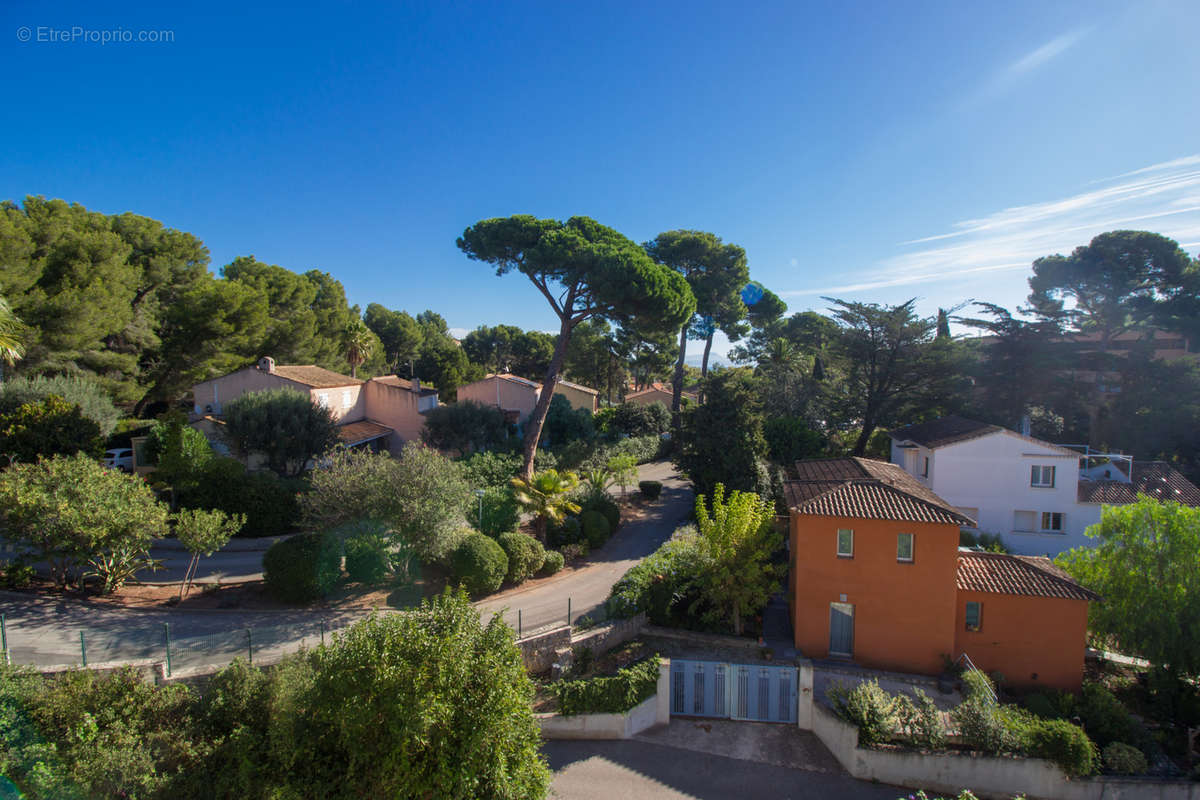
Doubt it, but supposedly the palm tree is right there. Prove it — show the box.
[511,469,581,543]
[0,295,25,381]
[344,320,373,379]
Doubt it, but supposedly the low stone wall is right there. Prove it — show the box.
[571,613,646,655]
[641,624,763,652]
[809,703,1200,800]
[515,625,572,674]
[537,658,671,741]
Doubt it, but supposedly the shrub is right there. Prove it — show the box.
[342,524,391,585]
[498,531,545,585]
[579,487,620,530]
[185,457,303,537]
[0,374,120,436]
[1078,683,1135,749]
[0,394,104,463]
[475,486,519,537]
[828,679,896,746]
[560,542,588,562]
[421,400,508,454]
[450,533,507,596]
[1103,741,1148,775]
[605,533,704,625]
[540,550,565,576]
[0,560,35,589]
[961,668,997,703]
[959,530,1010,553]
[1021,716,1099,777]
[542,394,594,447]
[547,515,583,548]
[603,434,663,464]
[262,532,342,603]
[609,402,670,438]
[581,510,612,549]
[638,480,662,500]
[458,450,521,489]
[893,689,947,750]
[551,656,661,716]
[952,696,1009,755]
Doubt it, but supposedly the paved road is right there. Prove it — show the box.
[544,740,904,800]
[478,460,691,633]
[0,461,690,670]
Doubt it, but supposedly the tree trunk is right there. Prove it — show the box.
[852,419,876,456]
[350,363,358,379]
[671,326,687,415]
[520,317,574,481]
[701,333,714,378]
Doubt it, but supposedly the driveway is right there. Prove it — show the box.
[545,739,904,800]
[0,461,690,670]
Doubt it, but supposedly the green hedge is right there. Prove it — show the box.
[451,533,507,597]
[638,480,662,499]
[540,550,564,576]
[579,489,619,531]
[551,656,661,716]
[580,510,611,549]
[498,531,545,585]
[262,532,341,603]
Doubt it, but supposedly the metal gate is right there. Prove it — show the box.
[670,659,798,724]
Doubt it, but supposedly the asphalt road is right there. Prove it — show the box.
[544,740,905,800]
[0,461,691,670]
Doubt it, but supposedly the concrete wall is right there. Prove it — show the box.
[955,590,1090,691]
[791,512,960,676]
[809,703,1200,800]
[538,658,671,740]
[363,378,428,450]
[554,383,598,414]
[312,382,366,424]
[457,376,540,422]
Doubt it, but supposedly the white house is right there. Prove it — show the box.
[889,416,1200,557]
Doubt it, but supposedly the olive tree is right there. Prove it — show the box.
[457,216,695,479]
[223,388,339,477]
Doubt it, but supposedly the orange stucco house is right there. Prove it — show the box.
[787,457,1098,691]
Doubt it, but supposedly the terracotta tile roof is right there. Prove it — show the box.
[1078,461,1200,506]
[556,379,599,395]
[785,457,974,526]
[336,420,393,446]
[369,375,440,397]
[272,365,362,389]
[890,416,1004,449]
[957,552,1100,601]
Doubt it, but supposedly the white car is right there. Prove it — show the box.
[103,448,134,472]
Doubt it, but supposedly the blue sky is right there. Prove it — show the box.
[3,1,1198,363]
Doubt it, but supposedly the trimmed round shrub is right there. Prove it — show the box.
[451,533,508,597]
[581,510,612,549]
[344,530,391,585]
[547,515,583,548]
[263,532,341,603]
[638,480,662,500]
[540,550,565,576]
[827,679,896,745]
[1023,717,1099,777]
[1078,683,1135,749]
[1103,742,1148,775]
[580,490,620,531]
[498,531,546,585]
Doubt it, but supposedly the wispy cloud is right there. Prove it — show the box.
[960,26,1090,109]
[783,155,1200,298]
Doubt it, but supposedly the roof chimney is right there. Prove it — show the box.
[411,377,421,393]
[1019,414,1031,437]
[258,356,276,374]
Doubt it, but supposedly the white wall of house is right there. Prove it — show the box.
[891,432,1101,557]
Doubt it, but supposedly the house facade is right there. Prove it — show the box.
[455,373,599,422]
[888,415,1200,557]
[190,357,437,456]
[787,457,1097,690]
[624,383,697,408]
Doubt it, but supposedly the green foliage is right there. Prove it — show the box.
[363,303,424,373]
[608,402,670,437]
[580,510,612,549]
[543,393,594,447]
[0,375,120,436]
[892,689,947,750]
[762,415,825,465]
[605,530,709,627]
[961,668,997,703]
[0,560,35,589]
[1077,683,1138,749]
[451,533,508,596]
[1014,713,1100,777]
[639,480,663,499]
[460,450,522,489]
[341,520,393,585]
[476,485,521,537]
[551,656,661,716]
[597,434,664,464]
[547,515,583,549]
[422,400,509,454]
[302,445,472,564]
[578,487,620,531]
[511,469,581,542]
[959,530,1010,553]
[462,324,555,378]
[540,550,565,576]
[173,508,243,556]
[181,457,303,537]
[606,453,638,495]
[0,453,169,590]
[223,388,339,477]
[0,394,103,463]
[952,695,1011,755]
[262,531,342,603]
[676,369,767,500]
[1102,742,1148,775]
[497,531,546,585]
[691,485,784,635]
[1057,497,1200,679]
[828,679,897,746]
[145,412,213,487]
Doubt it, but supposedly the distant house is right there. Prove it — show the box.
[190,357,438,457]
[888,415,1200,556]
[624,382,697,408]
[786,456,1097,691]
[455,373,599,422]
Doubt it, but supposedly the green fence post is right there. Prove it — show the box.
[163,622,172,677]
[1,613,8,665]
[518,610,522,639]
[567,597,571,628]
[79,631,87,667]
[247,628,253,667]
[320,619,326,647]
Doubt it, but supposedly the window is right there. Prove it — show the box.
[965,601,982,632]
[1041,512,1064,532]
[317,393,329,408]
[921,457,929,478]
[897,533,914,562]
[342,390,353,409]
[1030,465,1056,488]
[836,529,854,558]
[1013,510,1036,532]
